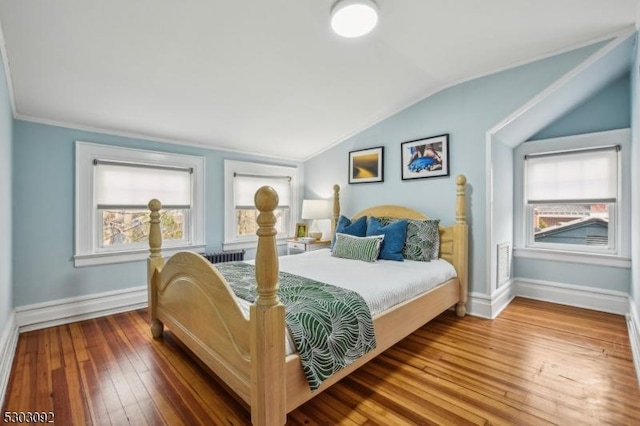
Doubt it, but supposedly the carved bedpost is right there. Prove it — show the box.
[250,186,286,426]
[330,184,341,240]
[148,199,165,338]
[453,175,469,317]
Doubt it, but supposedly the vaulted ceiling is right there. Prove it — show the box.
[0,1,636,160]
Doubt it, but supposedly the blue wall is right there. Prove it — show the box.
[12,121,300,306]
[304,43,603,296]
[531,74,631,140]
[632,30,640,312]
[0,55,13,334]
[514,258,630,292]
[514,74,632,293]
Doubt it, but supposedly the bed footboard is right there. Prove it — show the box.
[148,189,288,425]
[147,200,255,405]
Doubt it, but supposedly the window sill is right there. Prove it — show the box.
[74,244,206,267]
[223,236,291,252]
[513,247,631,269]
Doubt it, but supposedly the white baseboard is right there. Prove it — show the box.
[627,301,640,386]
[514,278,629,315]
[0,311,18,409]
[468,280,515,319]
[15,286,148,332]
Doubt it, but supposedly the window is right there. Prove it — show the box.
[234,174,291,237]
[524,146,619,254]
[224,160,298,250]
[75,142,205,266]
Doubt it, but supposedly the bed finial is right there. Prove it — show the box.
[331,184,341,239]
[148,199,162,258]
[251,186,286,425]
[453,175,468,317]
[455,175,467,225]
[254,186,280,307]
[148,198,165,338]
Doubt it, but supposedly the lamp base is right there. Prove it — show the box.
[309,231,322,241]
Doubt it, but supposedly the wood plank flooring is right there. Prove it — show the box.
[3,297,639,425]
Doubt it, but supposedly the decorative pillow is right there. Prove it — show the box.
[373,216,440,261]
[366,217,407,261]
[403,219,440,261]
[331,233,384,262]
[331,215,367,248]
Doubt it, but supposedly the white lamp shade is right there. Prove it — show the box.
[331,0,378,38]
[301,199,331,220]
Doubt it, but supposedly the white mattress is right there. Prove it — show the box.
[276,249,457,316]
[237,249,457,354]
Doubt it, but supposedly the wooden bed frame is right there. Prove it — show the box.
[147,175,468,425]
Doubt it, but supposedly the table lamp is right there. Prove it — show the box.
[301,199,330,240]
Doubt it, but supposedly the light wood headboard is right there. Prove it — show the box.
[330,175,468,316]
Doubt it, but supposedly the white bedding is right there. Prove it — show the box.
[238,248,457,354]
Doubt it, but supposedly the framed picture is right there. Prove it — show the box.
[401,134,450,180]
[348,146,384,184]
[295,223,307,239]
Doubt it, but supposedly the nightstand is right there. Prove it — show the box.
[286,239,331,255]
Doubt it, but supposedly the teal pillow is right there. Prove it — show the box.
[331,233,384,262]
[331,215,367,248]
[366,217,407,261]
[374,216,440,261]
[403,219,440,261]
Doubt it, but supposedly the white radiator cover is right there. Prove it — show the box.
[497,242,511,286]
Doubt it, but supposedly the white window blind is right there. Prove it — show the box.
[526,147,618,204]
[95,162,192,208]
[223,160,298,249]
[233,174,291,208]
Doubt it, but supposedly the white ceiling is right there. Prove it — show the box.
[0,1,637,160]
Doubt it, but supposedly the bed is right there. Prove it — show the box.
[146,175,468,425]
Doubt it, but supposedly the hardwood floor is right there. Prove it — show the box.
[3,297,639,425]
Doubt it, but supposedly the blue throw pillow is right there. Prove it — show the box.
[366,217,407,261]
[331,215,367,248]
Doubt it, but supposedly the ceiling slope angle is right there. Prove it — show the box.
[0,0,636,160]
[491,28,636,147]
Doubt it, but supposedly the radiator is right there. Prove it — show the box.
[202,250,246,264]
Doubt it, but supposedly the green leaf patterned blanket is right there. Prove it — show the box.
[215,262,377,391]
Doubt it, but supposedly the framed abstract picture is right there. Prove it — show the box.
[401,134,450,180]
[348,146,384,184]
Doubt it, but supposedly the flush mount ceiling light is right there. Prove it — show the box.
[330,0,378,38]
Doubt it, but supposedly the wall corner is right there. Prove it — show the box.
[0,310,18,409]
[627,300,640,385]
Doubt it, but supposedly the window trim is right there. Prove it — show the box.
[513,247,631,268]
[75,142,205,267]
[223,160,299,251]
[514,129,630,262]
